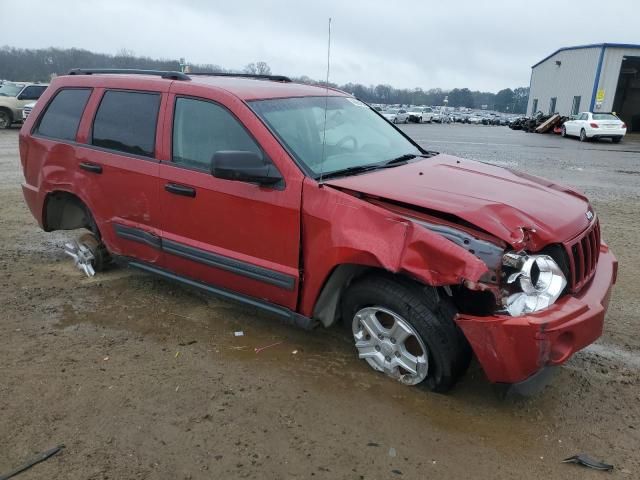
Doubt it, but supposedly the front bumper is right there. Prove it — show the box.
[455,245,617,384]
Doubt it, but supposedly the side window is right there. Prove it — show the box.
[172,97,262,170]
[92,90,160,157]
[36,88,92,141]
[19,85,47,100]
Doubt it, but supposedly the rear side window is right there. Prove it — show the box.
[92,90,160,157]
[36,88,92,141]
[172,97,262,170]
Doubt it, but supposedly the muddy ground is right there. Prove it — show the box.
[1,125,639,479]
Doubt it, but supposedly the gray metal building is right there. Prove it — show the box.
[527,43,640,132]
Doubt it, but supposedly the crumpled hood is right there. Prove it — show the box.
[324,154,593,250]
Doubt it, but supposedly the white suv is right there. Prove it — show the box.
[0,82,49,129]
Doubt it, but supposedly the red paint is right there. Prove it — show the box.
[20,73,617,386]
[456,248,617,383]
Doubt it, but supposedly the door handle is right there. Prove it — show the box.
[79,162,102,174]
[165,183,196,198]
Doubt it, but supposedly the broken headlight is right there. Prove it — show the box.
[502,252,567,316]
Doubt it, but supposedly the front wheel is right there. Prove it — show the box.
[393,118,398,124]
[342,275,471,392]
[561,126,567,137]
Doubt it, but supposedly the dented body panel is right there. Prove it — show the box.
[456,247,617,383]
[298,179,489,318]
[324,155,593,251]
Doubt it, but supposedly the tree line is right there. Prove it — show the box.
[0,46,528,113]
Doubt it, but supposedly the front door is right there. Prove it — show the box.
[158,92,303,310]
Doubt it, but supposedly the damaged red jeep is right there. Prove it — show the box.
[20,69,617,393]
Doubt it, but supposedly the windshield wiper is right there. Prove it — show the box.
[320,164,381,180]
[383,153,417,165]
[320,153,419,181]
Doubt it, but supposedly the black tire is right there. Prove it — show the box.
[341,274,471,392]
[579,129,588,142]
[612,137,622,144]
[561,126,567,137]
[0,110,11,129]
[393,118,398,124]
[79,233,112,272]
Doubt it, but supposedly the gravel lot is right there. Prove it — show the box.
[1,124,639,479]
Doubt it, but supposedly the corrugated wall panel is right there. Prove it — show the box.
[527,48,600,116]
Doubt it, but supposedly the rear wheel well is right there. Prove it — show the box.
[43,191,99,236]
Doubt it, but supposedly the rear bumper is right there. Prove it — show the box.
[588,128,626,138]
[455,246,617,384]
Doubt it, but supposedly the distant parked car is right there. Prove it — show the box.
[468,114,483,124]
[432,111,451,123]
[561,112,627,143]
[22,101,37,121]
[0,82,49,129]
[407,107,434,123]
[382,108,409,124]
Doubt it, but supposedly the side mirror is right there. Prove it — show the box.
[211,151,283,187]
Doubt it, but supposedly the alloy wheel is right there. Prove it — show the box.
[351,306,429,385]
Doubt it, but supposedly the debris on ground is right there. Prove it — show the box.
[562,453,614,471]
[388,447,397,457]
[535,114,561,133]
[254,341,283,353]
[234,331,244,337]
[0,444,64,480]
[292,350,298,355]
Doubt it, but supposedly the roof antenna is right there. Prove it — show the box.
[319,17,332,185]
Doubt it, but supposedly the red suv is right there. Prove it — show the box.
[20,69,617,393]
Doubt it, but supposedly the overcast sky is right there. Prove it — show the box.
[2,0,639,92]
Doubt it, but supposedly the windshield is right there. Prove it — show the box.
[592,113,619,120]
[0,82,24,97]
[385,108,399,114]
[250,96,421,177]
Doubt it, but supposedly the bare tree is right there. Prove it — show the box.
[244,61,271,75]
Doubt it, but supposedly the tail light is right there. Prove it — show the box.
[589,123,599,128]
[622,123,627,129]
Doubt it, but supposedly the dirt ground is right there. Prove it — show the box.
[1,125,639,479]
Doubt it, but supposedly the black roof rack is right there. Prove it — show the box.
[67,68,190,81]
[187,72,292,83]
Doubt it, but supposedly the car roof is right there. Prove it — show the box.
[187,75,347,100]
[54,72,348,101]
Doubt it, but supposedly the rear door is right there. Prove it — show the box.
[73,87,167,263]
[157,88,304,310]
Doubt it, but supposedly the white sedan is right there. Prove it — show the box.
[382,108,409,124]
[562,112,627,143]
